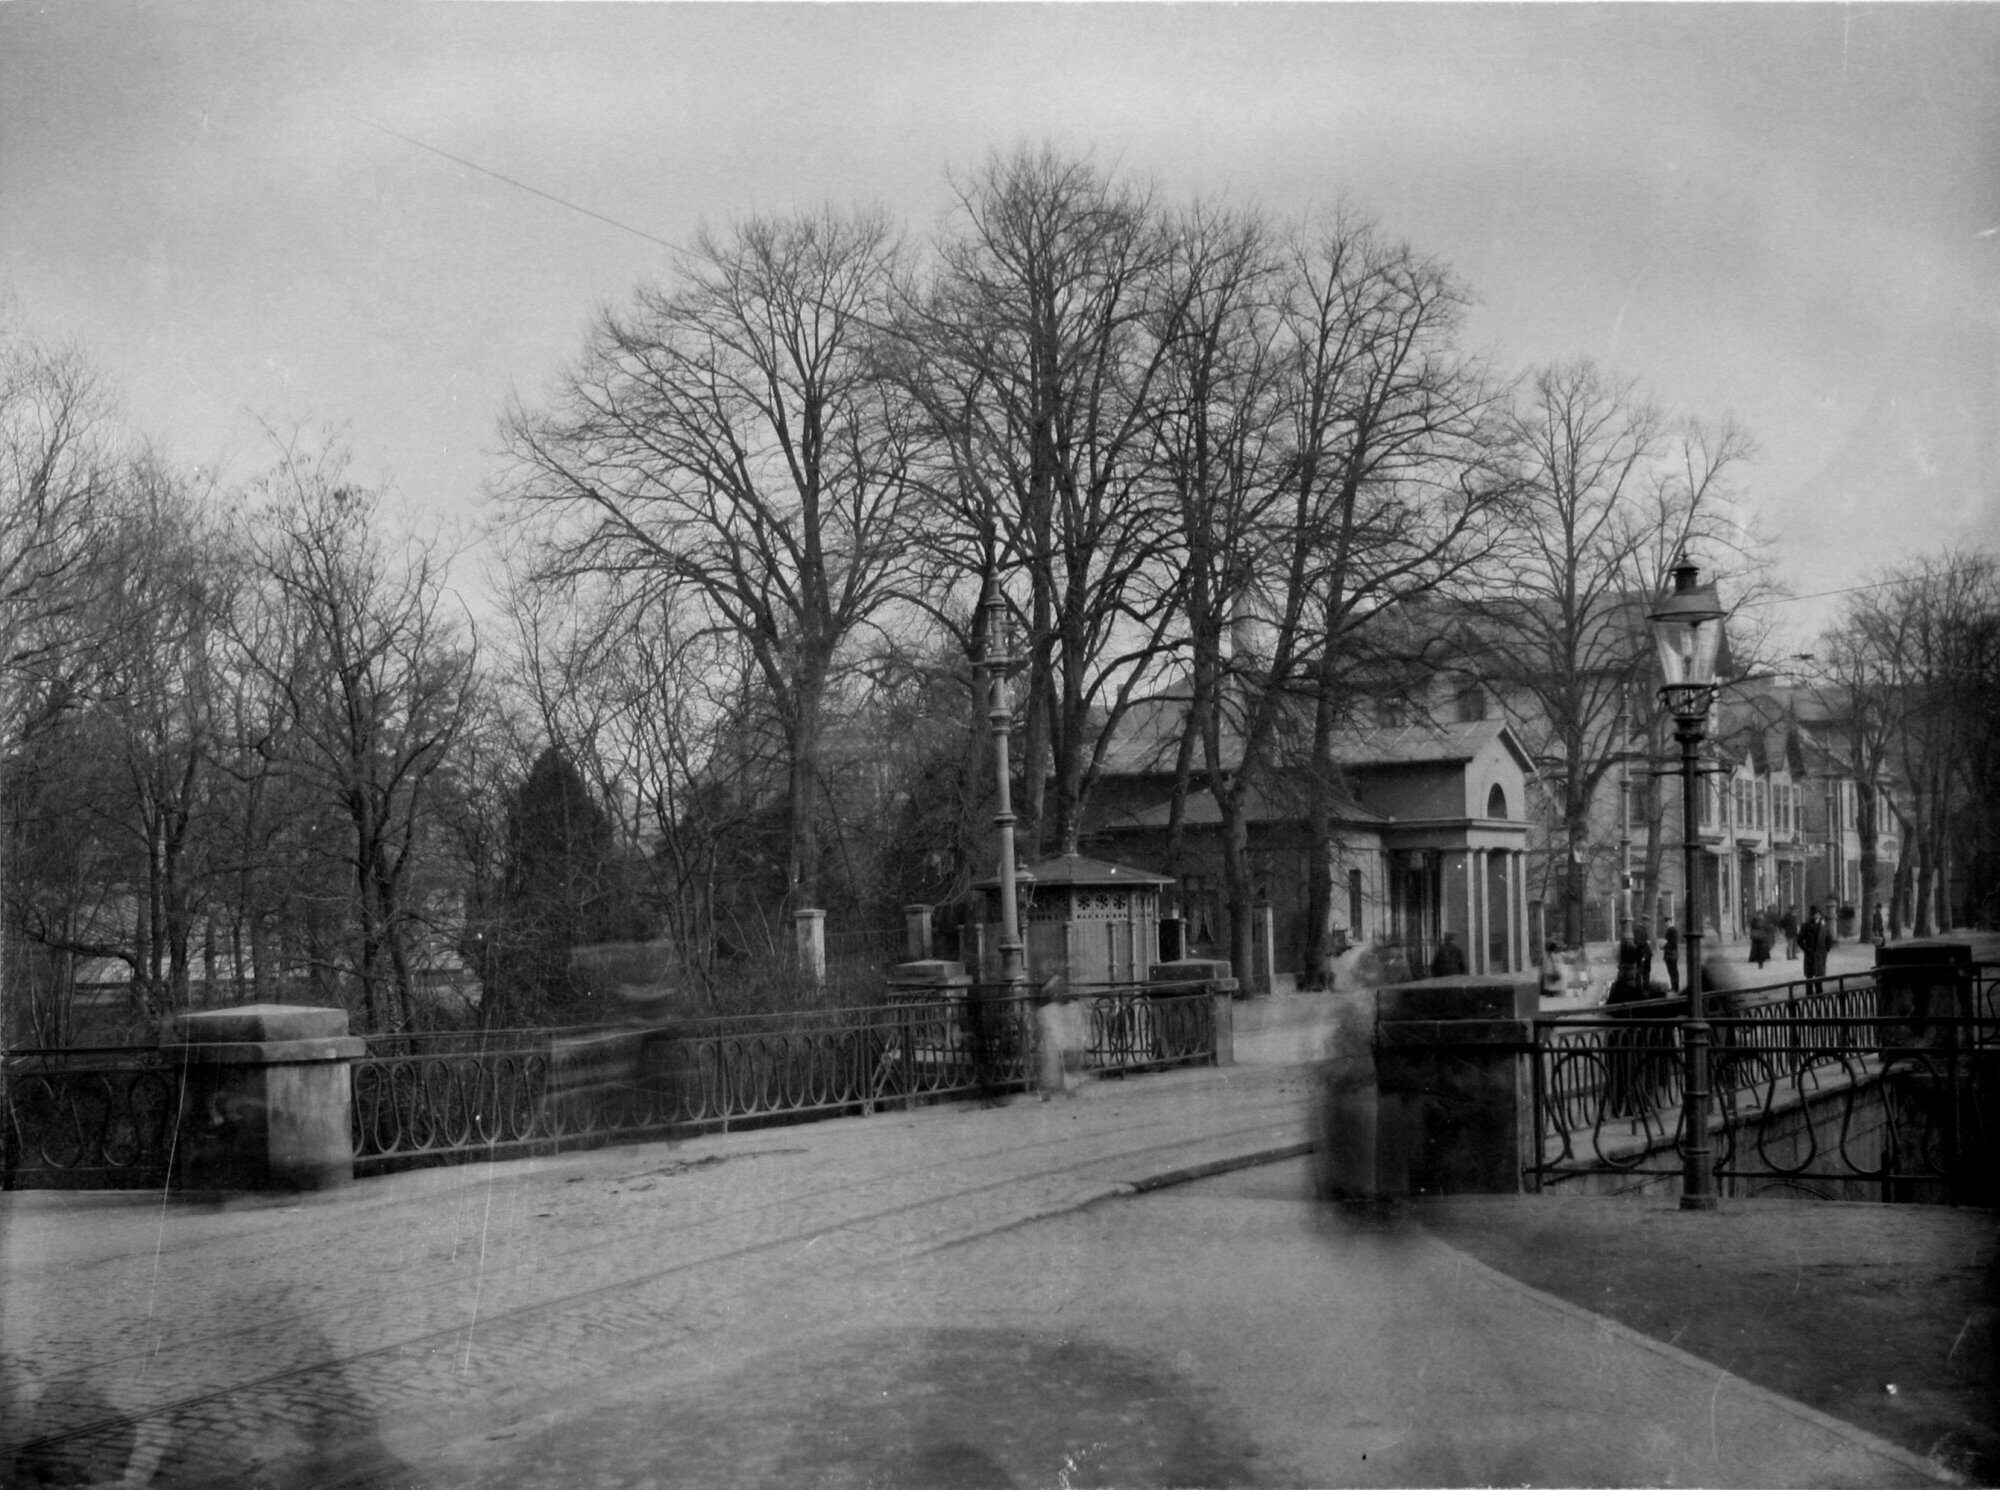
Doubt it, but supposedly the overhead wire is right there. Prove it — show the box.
[338,112,683,254]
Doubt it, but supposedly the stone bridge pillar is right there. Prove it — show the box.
[1319,975,1538,1200]
[167,1005,364,1191]
[1876,940,1975,1043]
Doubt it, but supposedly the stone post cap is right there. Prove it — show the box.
[887,959,970,987]
[1377,976,1540,1022]
[172,1004,352,1042]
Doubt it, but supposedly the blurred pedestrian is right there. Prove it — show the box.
[1611,927,1644,1002]
[1634,923,1654,989]
[1430,931,1468,977]
[1748,914,1771,969]
[1662,922,1681,993]
[1539,940,1566,1000]
[1798,903,1833,988]
[1781,907,1800,960]
[1871,903,1887,948]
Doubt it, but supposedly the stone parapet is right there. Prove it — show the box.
[1321,975,1539,1201]
[166,1003,362,1192]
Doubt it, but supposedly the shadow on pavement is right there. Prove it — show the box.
[490,1324,1271,1489]
[8,1315,427,1490]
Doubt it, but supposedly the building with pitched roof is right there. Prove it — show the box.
[1081,691,1536,986]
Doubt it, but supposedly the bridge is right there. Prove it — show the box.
[1331,941,2000,1209]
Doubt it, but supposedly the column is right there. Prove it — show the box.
[795,908,826,986]
[1514,852,1529,972]
[1472,849,1489,974]
[903,903,934,962]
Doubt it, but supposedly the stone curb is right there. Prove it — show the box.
[1125,1139,1318,1193]
[1412,1225,1969,1487]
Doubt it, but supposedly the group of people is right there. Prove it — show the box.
[1746,904,1840,978]
[1593,902,1841,1006]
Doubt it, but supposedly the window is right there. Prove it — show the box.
[1454,683,1487,724]
[1376,696,1406,729]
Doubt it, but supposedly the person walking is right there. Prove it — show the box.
[1429,930,1468,978]
[1634,924,1654,990]
[1781,907,1800,960]
[1798,903,1833,987]
[1871,902,1887,948]
[1605,930,1654,1115]
[1662,922,1681,993]
[1611,926,1643,1002]
[1748,913,1771,969]
[1539,940,1567,1000]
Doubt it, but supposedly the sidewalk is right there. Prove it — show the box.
[1,1031,1977,1488]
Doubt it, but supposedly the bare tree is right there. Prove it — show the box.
[503,209,920,920]
[0,331,125,1048]
[1827,552,1999,934]
[1479,361,1756,947]
[1269,215,1512,981]
[904,145,1182,857]
[1144,202,1283,903]
[235,445,479,1032]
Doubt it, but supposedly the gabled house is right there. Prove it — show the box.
[1080,692,1536,987]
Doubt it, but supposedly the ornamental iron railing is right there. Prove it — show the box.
[350,984,1219,1175]
[2,1047,186,1190]
[2,985,1221,1188]
[1529,963,2000,1204]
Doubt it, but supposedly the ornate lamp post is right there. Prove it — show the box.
[1649,555,1726,1211]
[980,572,1029,995]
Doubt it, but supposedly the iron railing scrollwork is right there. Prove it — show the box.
[2,1049,186,1189]
[1528,964,2000,1204]
[349,984,1220,1176]
[3,983,1221,1185]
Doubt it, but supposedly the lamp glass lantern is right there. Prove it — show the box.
[1649,558,1726,702]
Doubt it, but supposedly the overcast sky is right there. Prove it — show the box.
[3,2,1996,650]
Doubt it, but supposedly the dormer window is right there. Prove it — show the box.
[1455,683,1487,724]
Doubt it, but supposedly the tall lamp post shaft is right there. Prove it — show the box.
[1676,713,1717,1210]
[1650,553,1726,1212]
[982,576,1027,992]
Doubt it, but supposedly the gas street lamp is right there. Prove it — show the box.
[1649,554,1727,1211]
[979,571,1029,997]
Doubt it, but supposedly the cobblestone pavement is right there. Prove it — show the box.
[5,1008,1975,1489]
[2,1064,1315,1487]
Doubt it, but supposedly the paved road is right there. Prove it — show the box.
[3,1065,1314,1487]
[1,1044,1962,1488]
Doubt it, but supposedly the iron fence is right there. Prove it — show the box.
[350,984,1221,1175]
[2,1048,186,1189]
[4,980,1224,1186]
[1529,963,2000,1203]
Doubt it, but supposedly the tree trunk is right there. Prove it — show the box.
[1300,661,1340,983]
[788,666,828,913]
[1219,787,1254,992]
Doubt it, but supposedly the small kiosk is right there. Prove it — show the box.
[973,853,1173,988]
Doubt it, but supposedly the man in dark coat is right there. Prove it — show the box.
[1662,923,1681,993]
[1798,904,1833,985]
[1430,931,1468,978]
[1781,907,1800,959]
